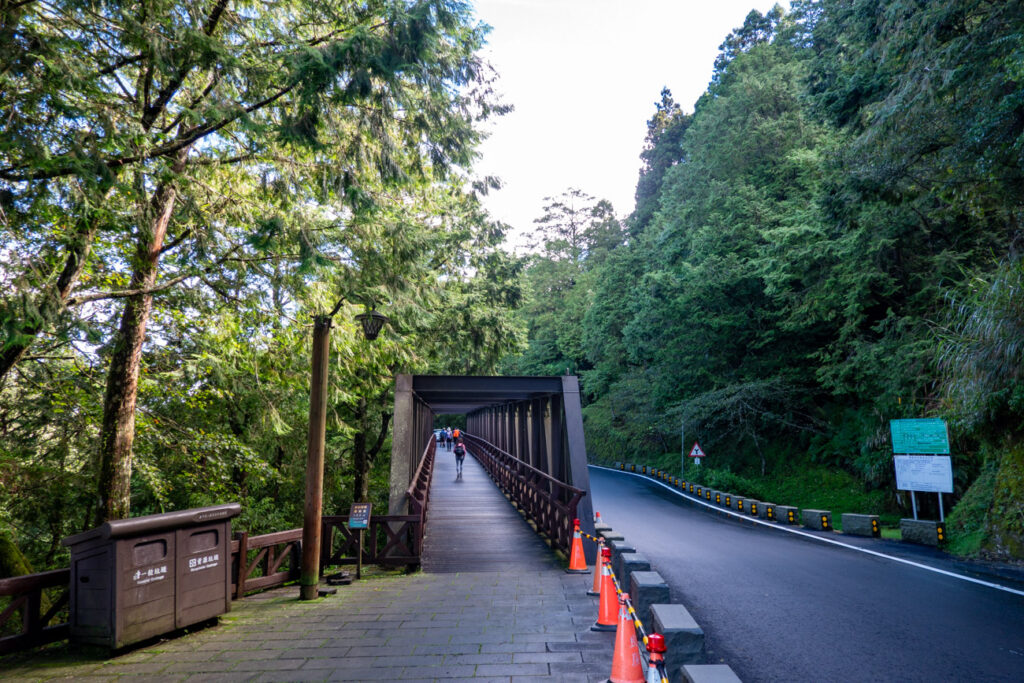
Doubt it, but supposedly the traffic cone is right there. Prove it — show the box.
[645,632,667,683]
[567,518,588,573]
[591,547,617,631]
[595,510,603,523]
[609,592,644,683]
[587,536,605,596]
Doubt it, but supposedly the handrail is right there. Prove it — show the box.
[462,432,585,553]
[0,568,70,655]
[403,433,437,558]
[231,528,302,599]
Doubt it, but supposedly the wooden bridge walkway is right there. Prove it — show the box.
[421,444,560,573]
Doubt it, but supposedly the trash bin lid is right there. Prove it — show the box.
[63,503,242,546]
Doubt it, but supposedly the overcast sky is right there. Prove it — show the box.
[469,0,788,250]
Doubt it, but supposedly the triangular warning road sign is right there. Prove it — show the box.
[688,442,705,458]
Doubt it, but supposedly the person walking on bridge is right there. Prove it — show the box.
[453,439,466,476]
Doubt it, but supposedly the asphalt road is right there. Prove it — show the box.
[589,466,1024,682]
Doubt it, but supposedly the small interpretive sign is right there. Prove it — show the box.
[348,502,371,529]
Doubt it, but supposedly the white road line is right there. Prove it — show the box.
[590,464,1024,598]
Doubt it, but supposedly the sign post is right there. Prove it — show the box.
[348,502,372,580]
[890,419,952,521]
[688,442,705,467]
[681,421,685,479]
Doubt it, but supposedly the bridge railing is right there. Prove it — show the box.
[404,432,436,551]
[463,433,585,553]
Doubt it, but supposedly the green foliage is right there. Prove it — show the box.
[0,1,524,570]
[500,189,624,379]
[987,445,1024,558]
[503,1,1024,558]
[945,458,999,556]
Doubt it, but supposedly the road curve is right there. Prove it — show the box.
[589,466,1024,682]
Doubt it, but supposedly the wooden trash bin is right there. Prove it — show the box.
[63,504,241,649]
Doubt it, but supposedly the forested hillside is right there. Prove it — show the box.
[503,1,1024,559]
[0,0,522,574]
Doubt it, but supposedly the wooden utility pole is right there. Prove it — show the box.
[300,315,332,600]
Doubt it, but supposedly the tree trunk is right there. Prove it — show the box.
[94,156,185,524]
[352,398,369,503]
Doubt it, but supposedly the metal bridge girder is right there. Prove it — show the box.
[388,375,595,555]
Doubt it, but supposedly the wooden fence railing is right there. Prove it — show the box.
[320,515,420,567]
[462,433,585,553]
[0,569,70,655]
[232,528,303,599]
[1,435,440,655]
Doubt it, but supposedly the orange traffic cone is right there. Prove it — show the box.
[609,592,644,683]
[591,547,617,631]
[595,510,603,523]
[646,632,667,683]
[566,518,588,573]
[587,536,605,596]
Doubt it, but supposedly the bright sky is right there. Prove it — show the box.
[470,0,788,250]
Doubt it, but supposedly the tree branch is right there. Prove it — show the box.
[0,83,296,181]
[140,0,230,131]
[65,274,194,305]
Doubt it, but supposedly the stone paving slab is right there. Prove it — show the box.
[2,567,613,681]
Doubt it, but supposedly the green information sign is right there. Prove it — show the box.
[889,418,950,455]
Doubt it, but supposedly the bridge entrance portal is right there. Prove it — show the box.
[388,375,595,539]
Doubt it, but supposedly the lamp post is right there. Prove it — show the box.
[299,306,389,600]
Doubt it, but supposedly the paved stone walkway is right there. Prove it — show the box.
[3,451,613,681]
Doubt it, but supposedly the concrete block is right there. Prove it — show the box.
[802,509,832,531]
[731,496,746,513]
[900,519,946,546]
[695,485,703,498]
[776,505,799,524]
[763,503,776,521]
[754,501,772,520]
[651,603,705,678]
[607,539,635,578]
[629,571,669,626]
[746,500,762,517]
[598,528,624,543]
[594,522,612,534]
[618,552,651,589]
[681,664,742,683]
[614,461,623,470]
[842,513,880,537]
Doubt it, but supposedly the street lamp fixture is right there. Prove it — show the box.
[355,307,389,341]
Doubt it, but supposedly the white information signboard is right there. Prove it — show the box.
[893,455,953,494]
